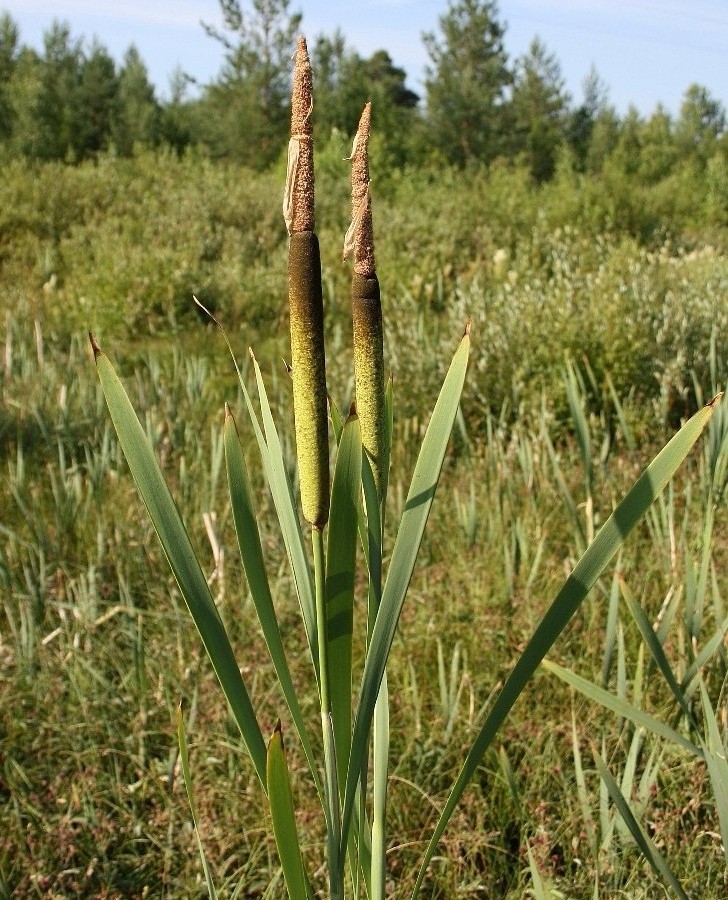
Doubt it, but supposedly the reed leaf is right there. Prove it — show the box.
[341,326,470,857]
[410,396,718,898]
[593,750,690,900]
[92,338,267,785]
[177,703,218,899]
[326,413,362,793]
[267,724,309,900]
[224,408,322,803]
[250,351,318,680]
[698,679,728,865]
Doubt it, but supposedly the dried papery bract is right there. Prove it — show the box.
[286,36,329,528]
[346,102,386,499]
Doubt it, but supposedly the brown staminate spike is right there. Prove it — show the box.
[344,102,375,277]
[285,36,314,234]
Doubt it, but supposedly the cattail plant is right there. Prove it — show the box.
[90,33,723,900]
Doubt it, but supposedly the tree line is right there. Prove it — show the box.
[1,0,726,190]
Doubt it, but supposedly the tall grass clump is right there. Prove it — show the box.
[90,37,724,898]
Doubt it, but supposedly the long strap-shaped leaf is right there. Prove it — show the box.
[326,414,362,795]
[594,750,690,900]
[193,300,318,683]
[250,352,318,678]
[410,396,720,898]
[341,327,471,856]
[224,408,323,806]
[698,678,728,865]
[92,337,267,786]
[542,659,701,757]
[619,579,697,727]
[267,723,310,900]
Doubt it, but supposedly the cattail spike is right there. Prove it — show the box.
[289,232,329,527]
[284,36,314,234]
[286,35,329,527]
[347,102,385,498]
[344,102,375,277]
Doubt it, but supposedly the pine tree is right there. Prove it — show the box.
[72,41,118,158]
[423,0,511,166]
[201,0,301,165]
[510,37,569,182]
[113,45,160,155]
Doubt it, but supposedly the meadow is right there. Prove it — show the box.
[1,149,728,897]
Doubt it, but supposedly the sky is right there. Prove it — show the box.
[3,1,728,116]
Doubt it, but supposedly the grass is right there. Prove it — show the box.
[1,153,727,897]
[0,296,727,898]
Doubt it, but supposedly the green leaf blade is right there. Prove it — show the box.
[267,725,310,900]
[543,659,701,757]
[410,397,717,898]
[594,751,690,900]
[326,413,362,794]
[342,328,471,854]
[224,409,322,802]
[250,352,318,679]
[94,344,267,786]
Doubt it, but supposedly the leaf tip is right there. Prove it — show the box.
[707,391,724,409]
[463,319,472,339]
[273,719,284,750]
[224,402,233,421]
[88,331,101,359]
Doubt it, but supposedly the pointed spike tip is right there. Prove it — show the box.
[88,331,101,358]
[291,37,312,137]
[707,391,724,408]
[345,102,376,276]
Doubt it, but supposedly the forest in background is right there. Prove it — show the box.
[0,0,727,203]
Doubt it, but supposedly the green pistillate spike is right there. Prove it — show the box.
[346,102,386,499]
[286,36,329,528]
[288,230,329,527]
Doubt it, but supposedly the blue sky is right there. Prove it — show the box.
[4,1,727,116]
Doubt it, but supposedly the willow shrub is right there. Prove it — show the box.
[91,48,721,900]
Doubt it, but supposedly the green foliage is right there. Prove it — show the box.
[312,34,419,169]
[423,0,511,166]
[510,38,570,183]
[112,46,161,154]
[0,5,726,183]
[1,316,726,895]
[199,0,301,167]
